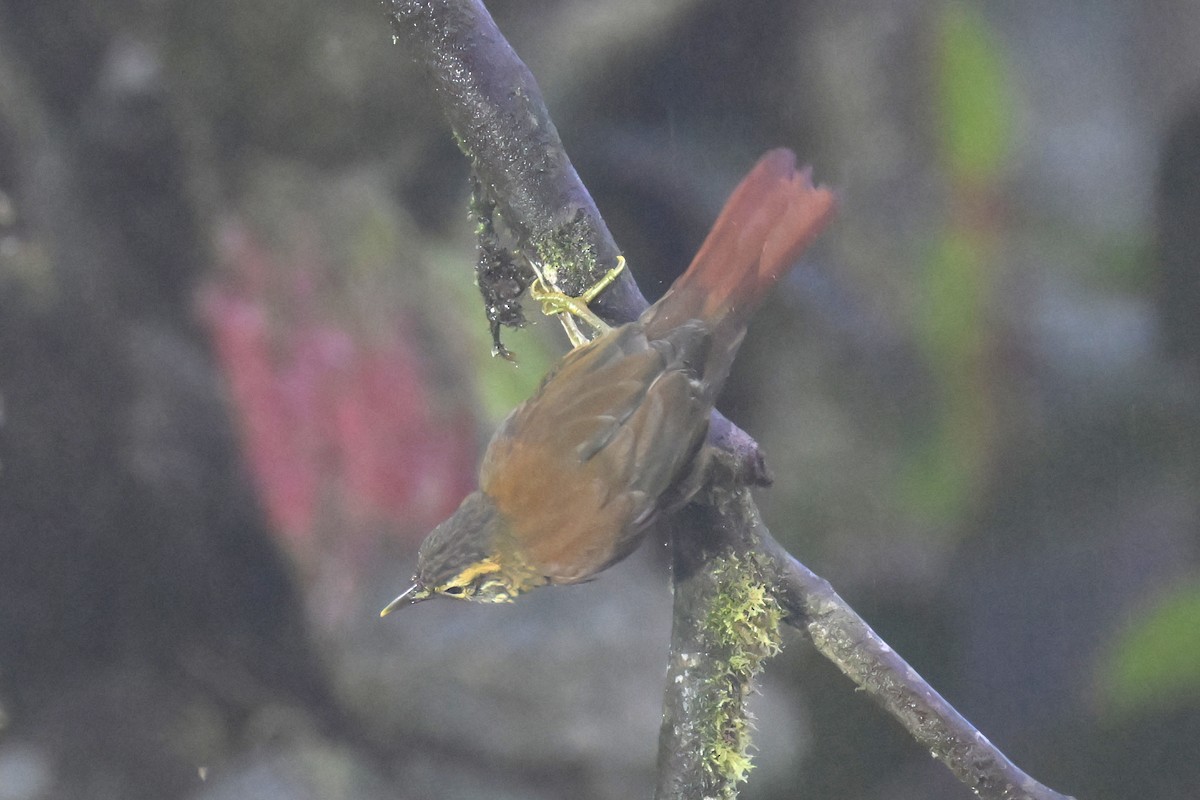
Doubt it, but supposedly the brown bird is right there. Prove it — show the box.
[381,149,835,611]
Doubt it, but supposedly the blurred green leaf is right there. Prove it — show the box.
[937,2,1012,182]
[900,228,988,523]
[1098,580,1200,718]
[916,227,985,371]
[475,324,557,423]
[899,3,1014,525]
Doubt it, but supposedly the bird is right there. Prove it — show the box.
[381,148,836,612]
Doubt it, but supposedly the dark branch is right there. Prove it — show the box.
[385,2,1075,800]
[386,0,770,486]
[657,454,1074,800]
[755,499,1075,800]
[656,505,738,799]
[385,0,640,316]
[656,491,784,799]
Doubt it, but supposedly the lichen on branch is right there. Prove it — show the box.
[699,553,785,791]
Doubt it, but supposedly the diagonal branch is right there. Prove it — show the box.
[386,0,639,318]
[383,2,1076,800]
[758,527,1075,800]
[386,0,771,486]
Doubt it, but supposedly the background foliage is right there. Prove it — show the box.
[1,1,1198,798]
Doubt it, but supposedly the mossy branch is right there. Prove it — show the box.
[384,2,1077,799]
[656,498,785,799]
[385,0,638,318]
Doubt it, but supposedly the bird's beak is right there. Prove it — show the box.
[379,582,432,617]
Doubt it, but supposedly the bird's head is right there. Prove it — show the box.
[379,491,544,614]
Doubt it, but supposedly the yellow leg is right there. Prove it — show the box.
[528,256,626,347]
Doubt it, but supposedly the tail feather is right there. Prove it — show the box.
[644,149,836,339]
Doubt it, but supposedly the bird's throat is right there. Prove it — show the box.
[490,535,546,597]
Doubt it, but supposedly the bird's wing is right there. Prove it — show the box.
[482,320,711,528]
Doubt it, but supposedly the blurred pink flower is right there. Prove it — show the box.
[199,223,477,575]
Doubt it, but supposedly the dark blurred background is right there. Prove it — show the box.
[1,1,1198,798]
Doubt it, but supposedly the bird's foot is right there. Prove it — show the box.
[528,256,625,348]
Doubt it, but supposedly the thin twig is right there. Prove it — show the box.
[384,2,1076,799]
[754,500,1075,800]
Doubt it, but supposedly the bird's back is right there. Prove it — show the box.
[480,322,711,581]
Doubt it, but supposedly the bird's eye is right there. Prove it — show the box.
[442,585,466,596]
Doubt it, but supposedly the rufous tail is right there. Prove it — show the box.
[643,149,836,340]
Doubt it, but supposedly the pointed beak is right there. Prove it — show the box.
[379,582,432,617]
